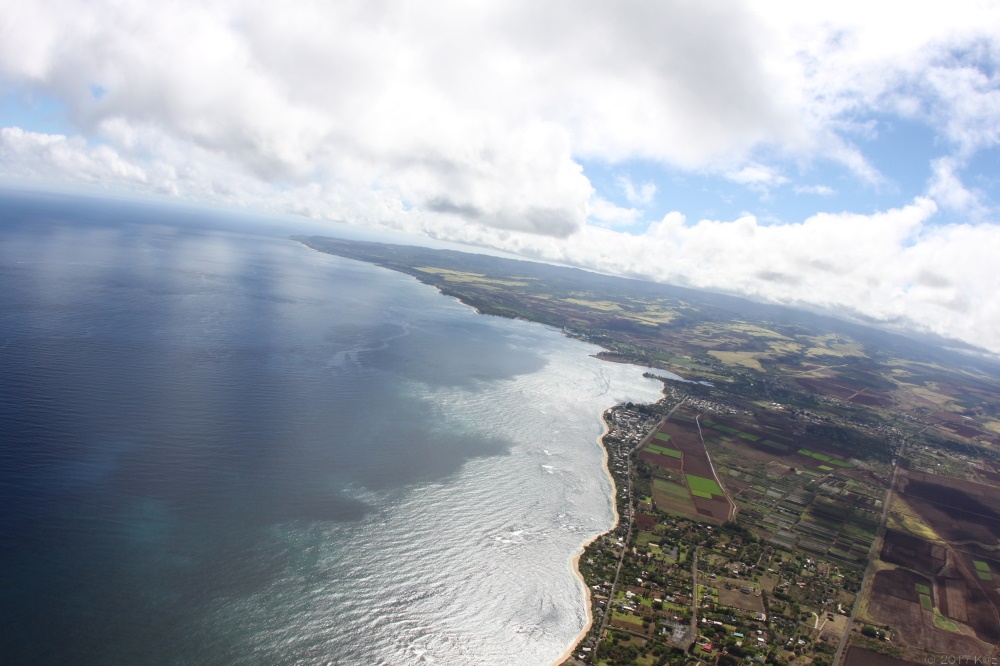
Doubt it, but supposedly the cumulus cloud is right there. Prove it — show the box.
[616,176,657,207]
[1,127,148,186]
[3,0,999,222]
[723,164,790,194]
[392,197,1000,354]
[927,156,987,216]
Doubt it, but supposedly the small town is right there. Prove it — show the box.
[566,399,869,666]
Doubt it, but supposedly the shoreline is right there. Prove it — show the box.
[552,407,620,666]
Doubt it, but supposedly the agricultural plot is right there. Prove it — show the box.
[652,477,701,521]
[610,611,645,631]
[685,474,723,498]
[699,414,881,560]
[880,529,946,574]
[844,647,914,666]
[974,560,993,580]
[954,551,1000,596]
[637,450,682,470]
[870,469,1000,652]
[867,567,988,656]
[700,417,793,452]
[645,443,681,458]
[896,469,1000,545]
[797,448,854,468]
[716,578,765,613]
[648,415,736,522]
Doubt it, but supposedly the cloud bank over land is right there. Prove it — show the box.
[2,1,1000,352]
[416,197,1000,355]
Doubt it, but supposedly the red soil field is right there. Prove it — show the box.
[635,513,657,531]
[692,495,731,522]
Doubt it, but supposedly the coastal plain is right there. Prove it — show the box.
[297,236,1000,666]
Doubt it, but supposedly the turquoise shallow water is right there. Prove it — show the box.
[0,195,663,664]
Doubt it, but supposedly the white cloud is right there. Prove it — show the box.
[794,184,836,196]
[391,197,1000,354]
[723,164,789,191]
[3,0,1000,350]
[0,127,152,188]
[927,156,987,215]
[615,176,656,206]
[3,0,999,220]
[587,196,642,229]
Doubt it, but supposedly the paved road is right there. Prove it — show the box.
[689,545,700,650]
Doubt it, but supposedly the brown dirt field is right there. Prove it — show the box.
[681,456,714,479]
[947,423,984,438]
[940,577,968,622]
[954,551,1000,590]
[691,495,730,522]
[896,472,1000,544]
[794,377,859,399]
[871,568,928,603]
[880,529,946,574]
[868,572,987,655]
[951,554,1000,642]
[717,585,765,613]
[610,618,646,632]
[898,492,1000,545]
[637,450,683,470]
[659,420,702,443]
[937,553,1000,643]
[902,468,1000,499]
[844,647,920,666]
[864,593,922,649]
[635,513,657,531]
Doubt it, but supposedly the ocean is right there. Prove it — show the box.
[0,193,664,664]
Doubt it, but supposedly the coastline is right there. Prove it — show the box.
[552,407,620,666]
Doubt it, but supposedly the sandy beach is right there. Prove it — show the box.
[552,408,620,666]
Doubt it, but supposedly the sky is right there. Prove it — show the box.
[2,1,1000,354]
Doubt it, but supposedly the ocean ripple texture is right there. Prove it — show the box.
[0,198,664,665]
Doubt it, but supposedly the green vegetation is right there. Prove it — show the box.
[974,560,991,572]
[919,594,933,610]
[915,583,931,595]
[934,614,959,631]
[653,478,689,499]
[798,448,853,468]
[654,432,671,442]
[644,444,681,458]
[685,474,724,497]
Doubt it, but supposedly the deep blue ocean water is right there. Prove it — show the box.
[0,193,663,664]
